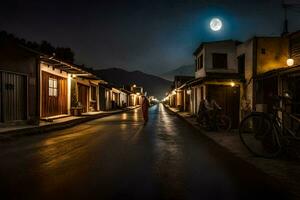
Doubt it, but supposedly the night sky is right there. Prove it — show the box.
[1,0,300,75]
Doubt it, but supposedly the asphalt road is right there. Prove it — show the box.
[0,104,291,200]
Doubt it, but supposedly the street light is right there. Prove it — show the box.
[287,58,294,67]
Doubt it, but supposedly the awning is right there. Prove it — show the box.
[255,65,300,80]
[40,55,101,80]
[120,88,133,94]
[185,73,244,88]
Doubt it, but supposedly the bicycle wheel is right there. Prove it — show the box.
[217,115,231,132]
[239,112,281,158]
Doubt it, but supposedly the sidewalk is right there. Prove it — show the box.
[0,106,140,140]
[164,104,300,199]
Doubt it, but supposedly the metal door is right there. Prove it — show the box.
[0,71,27,122]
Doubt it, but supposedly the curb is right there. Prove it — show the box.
[0,106,140,141]
[163,104,202,131]
[163,104,298,198]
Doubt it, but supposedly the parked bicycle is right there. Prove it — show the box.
[197,107,231,131]
[239,92,300,158]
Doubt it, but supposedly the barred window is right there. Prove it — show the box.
[49,77,58,97]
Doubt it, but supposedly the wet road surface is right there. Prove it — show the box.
[0,104,291,199]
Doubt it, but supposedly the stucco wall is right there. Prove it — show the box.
[290,32,300,66]
[256,37,289,74]
[205,41,238,73]
[195,41,238,79]
[195,48,206,78]
[237,39,254,109]
[120,92,128,107]
[190,84,206,115]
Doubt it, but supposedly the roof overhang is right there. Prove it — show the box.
[40,55,101,80]
[112,87,121,93]
[186,73,244,87]
[255,65,300,80]
[121,89,133,94]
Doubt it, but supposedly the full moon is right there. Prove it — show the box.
[210,18,222,31]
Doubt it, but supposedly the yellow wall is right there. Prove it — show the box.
[290,32,300,66]
[256,37,289,74]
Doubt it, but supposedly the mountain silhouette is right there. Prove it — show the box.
[161,64,195,81]
[95,68,172,99]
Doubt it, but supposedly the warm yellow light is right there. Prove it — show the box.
[230,82,235,87]
[287,58,294,67]
[72,74,76,78]
[172,91,176,95]
[136,92,140,95]
[133,84,136,87]
[187,89,192,95]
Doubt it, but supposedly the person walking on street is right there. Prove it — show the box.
[141,95,150,123]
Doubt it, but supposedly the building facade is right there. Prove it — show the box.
[237,36,289,114]
[0,37,40,125]
[40,57,102,119]
[190,40,243,128]
[0,35,105,124]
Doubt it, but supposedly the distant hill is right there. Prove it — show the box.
[94,68,172,99]
[161,64,194,81]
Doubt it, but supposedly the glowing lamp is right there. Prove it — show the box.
[172,91,176,95]
[287,58,294,67]
[136,92,140,95]
[71,74,76,78]
[187,89,192,95]
[230,81,235,87]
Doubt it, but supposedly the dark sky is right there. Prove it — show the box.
[1,0,300,75]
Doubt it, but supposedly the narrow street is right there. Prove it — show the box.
[0,104,290,200]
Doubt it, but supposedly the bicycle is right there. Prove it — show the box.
[197,108,231,132]
[239,92,300,158]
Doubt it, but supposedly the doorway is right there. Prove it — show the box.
[207,84,240,128]
[0,71,27,122]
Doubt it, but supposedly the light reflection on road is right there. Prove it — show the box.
[0,104,289,200]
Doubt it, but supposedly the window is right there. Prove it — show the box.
[195,58,198,71]
[212,53,227,69]
[199,54,203,69]
[49,77,58,97]
[238,54,245,75]
[195,54,203,71]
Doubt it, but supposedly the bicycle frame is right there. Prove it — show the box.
[272,110,300,142]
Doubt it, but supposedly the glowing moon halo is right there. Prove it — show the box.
[210,18,222,31]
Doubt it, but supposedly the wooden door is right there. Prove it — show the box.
[0,71,27,122]
[58,78,68,115]
[42,72,67,117]
[78,83,88,113]
[207,84,240,128]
